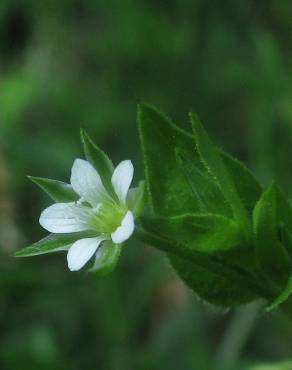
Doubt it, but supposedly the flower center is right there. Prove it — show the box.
[90,199,127,234]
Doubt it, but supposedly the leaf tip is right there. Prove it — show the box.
[189,111,203,133]
[137,102,154,133]
[80,127,88,144]
[137,102,161,119]
[14,250,23,258]
[137,101,150,112]
[27,175,39,184]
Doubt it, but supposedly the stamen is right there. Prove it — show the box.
[77,197,85,205]
[93,204,102,214]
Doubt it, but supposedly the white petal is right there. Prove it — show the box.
[111,210,134,244]
[111,160,134,203]
[70,159,108,207]
[39,202,94,233]
[67,237,105,271]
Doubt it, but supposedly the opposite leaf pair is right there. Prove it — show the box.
[137,104,292,309]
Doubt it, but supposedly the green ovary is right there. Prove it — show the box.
[90,200,127,234]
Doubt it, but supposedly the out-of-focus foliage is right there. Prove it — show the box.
[249,360,292,370]
[1,1,292,369]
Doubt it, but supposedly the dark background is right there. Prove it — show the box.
[1,1,292,369]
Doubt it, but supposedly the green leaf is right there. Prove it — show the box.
[89,241,121,276]
[127,180,146,217]
[220,150,262,213]
[274,186,292,257]
[15,231,96,257]
[191,113,250,237]
[169,254,258,306]
[253,183,292,287]
[137,104,269,306]
[141,213,241,254]
[274,185,292,233]
[134,226,260,306]
[138,103,210,215]
[175,148,232,217]
[80,128,116,198]
[176,147,262,218]
[28,176,79,202]
[280,226,292,258]
[267,275,292,310]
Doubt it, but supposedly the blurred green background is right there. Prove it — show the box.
[1,1,292,369]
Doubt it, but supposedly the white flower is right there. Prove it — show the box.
[39,159,135,271]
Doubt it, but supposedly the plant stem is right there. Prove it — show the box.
[215,300,264,370]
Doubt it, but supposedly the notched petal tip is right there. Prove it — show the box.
[111,210,135,244]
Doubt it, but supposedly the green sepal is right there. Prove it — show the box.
[89,241,121,276]
[80,128,117,199]
[28,176,79,202]
[190,113,250,237]
[127,180,146,217]
[15,231,96,257]
[253,183,292,287]
[141,213,241,254]
[267,275,292,311]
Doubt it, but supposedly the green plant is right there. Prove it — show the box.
[15,104,292,314]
